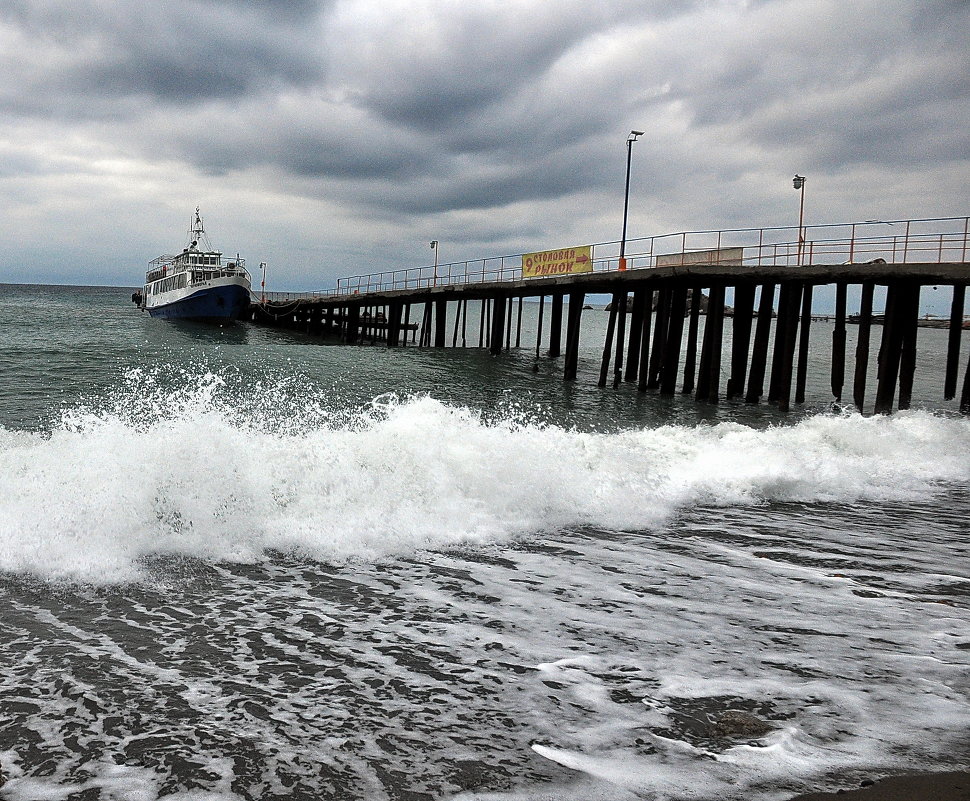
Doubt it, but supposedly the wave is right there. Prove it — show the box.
[1,369,969,583]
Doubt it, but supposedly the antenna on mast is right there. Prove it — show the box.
[187,207,212,251]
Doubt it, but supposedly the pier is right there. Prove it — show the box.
[249,217,970,414]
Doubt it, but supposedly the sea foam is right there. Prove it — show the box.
[1,369,969,583]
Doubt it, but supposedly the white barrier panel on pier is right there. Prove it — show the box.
[656,246,743,267]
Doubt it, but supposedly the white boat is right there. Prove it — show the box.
[142,209,251,321]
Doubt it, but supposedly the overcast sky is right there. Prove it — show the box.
[1,0,968,291]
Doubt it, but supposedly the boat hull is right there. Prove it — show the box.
[146,283,251,322]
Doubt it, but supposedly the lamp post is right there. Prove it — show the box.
[793,174,806,263]
[260,261,267,304]
[430,240,438,286]
[619,130,644,271]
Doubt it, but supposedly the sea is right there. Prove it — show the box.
[0,282,968,801]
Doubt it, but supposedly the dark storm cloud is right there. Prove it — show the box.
[1,0,968,289]
[0,0,330,112]
[323,1,681,134]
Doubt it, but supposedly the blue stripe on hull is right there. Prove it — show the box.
[148,285,251,322]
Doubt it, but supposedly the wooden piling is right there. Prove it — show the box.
[708,285,727,403]
[599,293,620,388]
[344,305,360,344]
[682,287,702,395]
[515,297,524,348]
[777,283,803,413]
[726,283,756,399]
[563,291,584,380]
[898,284,921,410]
[659,284,688,396]
[768,283,792,404]
[695,289,714,401]
[961,344,970,414]
[874,283,905,414]
[647,287,671,390]
[387,301,403,347]
[434,299,447,347]
[479,299,487,347]
[637,289,655,393]
[549,294,564,357]
[624,290,646,382]
[451,298,462,347]
[852,283,875,411]
[419,301,432,346]
[612,293,628,389]
[490,295,506,356]
[505,296,513,351]
[745,283,775,404]
[945,284,965,400]
[831,283,847,401]
[794,285,813,404]
[535,296,545,360]
[697,285,725,403]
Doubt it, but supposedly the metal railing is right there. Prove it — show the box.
[288,216,969,299]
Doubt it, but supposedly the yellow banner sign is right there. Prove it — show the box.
[522,245,593,278]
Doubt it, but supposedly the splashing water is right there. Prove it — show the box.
[1,367,968,583]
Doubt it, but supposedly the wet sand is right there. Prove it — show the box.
[790,771,970,800]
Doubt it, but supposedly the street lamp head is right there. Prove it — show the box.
[793,174,805,190]
[628,130,644,141]
[430,240,437,249]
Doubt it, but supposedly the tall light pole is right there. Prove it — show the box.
[793,174,806,263]
[430,240,438,286]
[260,261,267,304]
[619,130,644,271]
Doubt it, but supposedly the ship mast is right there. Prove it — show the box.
[187,207,213,251]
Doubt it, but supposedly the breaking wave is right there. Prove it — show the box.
[2,368,969,583]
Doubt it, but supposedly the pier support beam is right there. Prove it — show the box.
[624,289,646,382]
[563,291,584,380]
[612,293,628,389]
[387,301,403,347]
[549,294,564,357]
[945,284,965,400]
[745,283,775,404]
[831,283,847,401]
[768,284,792,404]
[344,305,360,344]
[434,299,447,347]
[726,284,756,399]
[599,294,620,387]
[898,284,921,410]
[659,284,688,396]
[535,296,545,361]
[505,296,514,351]
[874,283,907,414]
[489,295,507,356]
[777,283,803,413]
[682,287,701,395]
[451,298,462,347]
[696,285,725,404]
[637,290,655,393]
[961,344,970,414]
[795,285,813,404]
[648,287,671,390]
[853,282,875,411]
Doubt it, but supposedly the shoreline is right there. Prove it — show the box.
[788,771,970,800]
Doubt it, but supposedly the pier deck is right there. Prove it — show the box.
[249,217,970,414]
